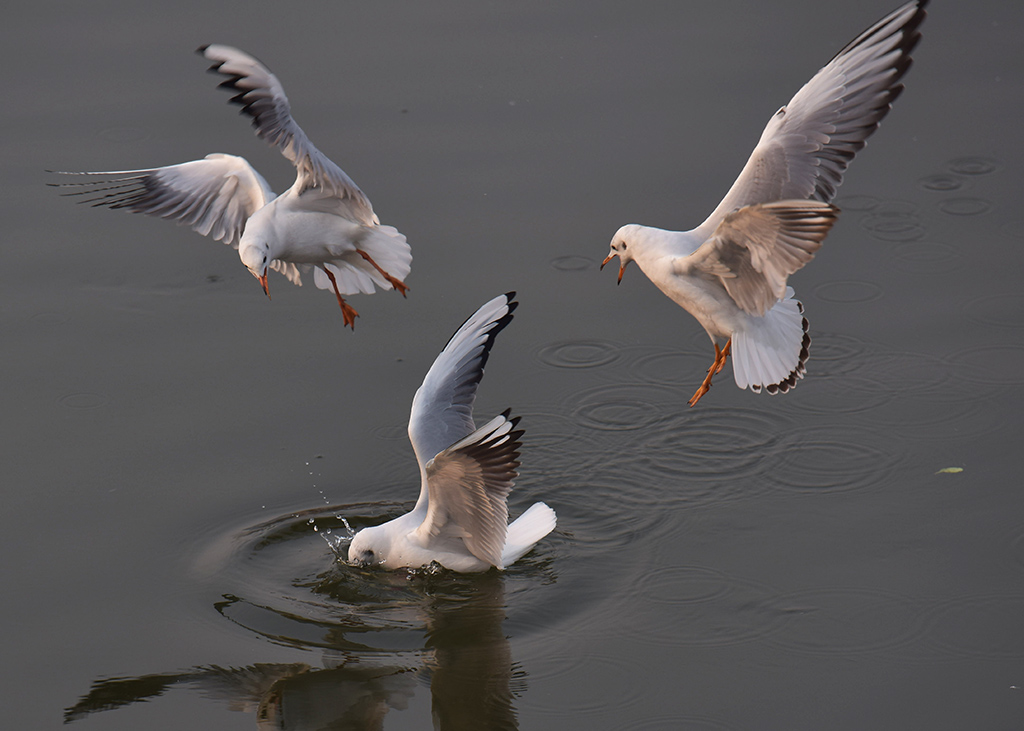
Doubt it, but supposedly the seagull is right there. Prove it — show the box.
[50,45,411,329]
[602,0,927,406]
[348,293,556,572]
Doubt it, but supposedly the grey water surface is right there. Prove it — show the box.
[5,1,1024,729]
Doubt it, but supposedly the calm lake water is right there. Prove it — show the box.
[5,1,1024,729]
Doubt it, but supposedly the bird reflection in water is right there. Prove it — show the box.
[64,572,521,730]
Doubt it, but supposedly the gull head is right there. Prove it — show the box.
[347,525,388,569]
[238,240,271,298]
[601,225,640,284]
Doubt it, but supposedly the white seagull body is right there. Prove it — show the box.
[348,293,556,572]
[52,45,411,329]
[603,0,927,406]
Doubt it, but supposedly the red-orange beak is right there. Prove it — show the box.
[257,269,270,300]
[601,253,626,285]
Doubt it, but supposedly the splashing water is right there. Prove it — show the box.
[300,459,359,560]
[316,515,357,560]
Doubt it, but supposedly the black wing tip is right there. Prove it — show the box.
[500,291,519,316]
[480,295,518,360]
[196,44,210,55]
[499,409,523,431]
[471,410,523,461]
[829,0,928,69]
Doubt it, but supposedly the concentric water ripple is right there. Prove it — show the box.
[775,374,889,415]
[858,350,954,395]
[524,649,647,718]
[631,566,740,605]
[867,391,1000,442]
[813,280,883,304]
[947,156,999,176]
[938,197,993,216]
[370,422,409,441]
[801,332,874,378]
[949,344,1024,386]
[859,202,925,242]
[620,568,789,647]
[535,339,623,370]
[513,407,605,475]
[888,241,963,274]
[566,382,683,432]
[802,347,953,400]
[918,173,964,192]
[549,255,596,272]
[761,426,903,494]
[834,194,880,212]
[766,587,928,657]
[543,474,681,551]
[632,348,731,387]
[593,405,796,500]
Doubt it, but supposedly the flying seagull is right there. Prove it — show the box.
[51,44,411,328]
[602,0,927,405]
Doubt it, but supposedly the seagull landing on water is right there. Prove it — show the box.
[602,0,927,406]
[348,293,556,573]
[51,45,411,329]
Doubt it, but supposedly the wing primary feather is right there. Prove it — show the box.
[408,292,519,473]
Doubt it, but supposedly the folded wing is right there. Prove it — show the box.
[416,412,523,568]
[688,200,838,316]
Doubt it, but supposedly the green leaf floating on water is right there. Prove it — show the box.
[935,467,964,474]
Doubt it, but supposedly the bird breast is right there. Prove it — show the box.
[262,204,367,263]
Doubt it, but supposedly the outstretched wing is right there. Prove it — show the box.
[408,292,517,471]
[415,412,522,568]
[199,44,378,225]
[695,0,927,238]
[49,153,273,247]
[687,200,838,316]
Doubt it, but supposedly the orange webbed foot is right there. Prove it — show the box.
[340,301,359,330]
[322,265,360,330]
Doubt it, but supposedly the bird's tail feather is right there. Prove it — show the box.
[313,225,411,295]
[501,502,556,568]
[731,286,809,395]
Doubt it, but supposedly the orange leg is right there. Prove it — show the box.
[713,338,731,375]
[356,250,409,297]
[688,338,732,408]
[322,266,359,330]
